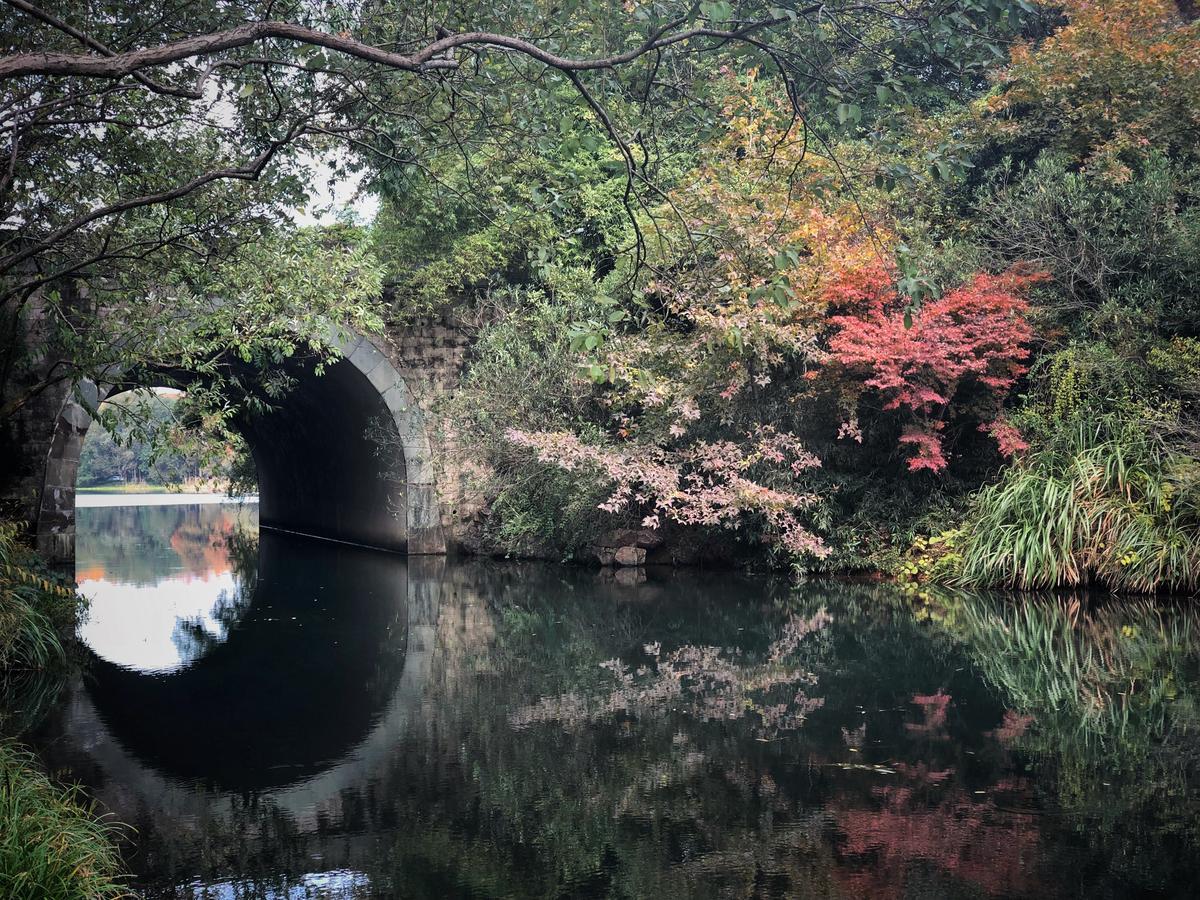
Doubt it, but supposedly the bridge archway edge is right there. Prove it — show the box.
[34,330,445,561]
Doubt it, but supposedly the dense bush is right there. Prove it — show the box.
[979,154,1200,337]
[440,274,630,560]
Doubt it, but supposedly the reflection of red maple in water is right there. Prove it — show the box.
[893,761,952,784]
[834,782,1043,898]
[169,510,238,580]
[989,710,1036,746]
[832,692,1045,898]
[905,690,952,736]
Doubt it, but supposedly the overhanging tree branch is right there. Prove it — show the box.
[0,10,796,85]
[0,118,314,276]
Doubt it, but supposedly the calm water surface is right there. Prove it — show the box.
[18,504,1200,898]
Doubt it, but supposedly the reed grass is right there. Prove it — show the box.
[0,521,80,671]
[0,742,131,899]
[958,418,1200,593]
[0,524,129,898]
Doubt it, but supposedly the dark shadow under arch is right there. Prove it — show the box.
[35,332,444,561]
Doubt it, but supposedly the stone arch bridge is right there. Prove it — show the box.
[0,316,475,562]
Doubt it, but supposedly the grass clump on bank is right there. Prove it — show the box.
[0,521,81,671]
[955,418,1200,594]
[0,742,130,900]
[1,521,130,898]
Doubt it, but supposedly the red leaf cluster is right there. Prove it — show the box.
[826,265,1042,471]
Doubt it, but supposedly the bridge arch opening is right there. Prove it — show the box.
[76,386,245,491]
[36,333,444,561]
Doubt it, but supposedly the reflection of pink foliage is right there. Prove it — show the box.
[904,690,952,735]
[989,710,1036,745]
[510,610,831,738]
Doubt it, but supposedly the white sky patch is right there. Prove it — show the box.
[292,151,380,226]
[78,572,239,673]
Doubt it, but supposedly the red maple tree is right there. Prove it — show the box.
[826,264,1042,471]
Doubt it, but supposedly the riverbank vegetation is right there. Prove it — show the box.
[1,3,1198,894]
[0,522,77,672]
[0,743,129,900]
[0,524,129,898]
[1,1,1197,593]
[422,0,1200,592]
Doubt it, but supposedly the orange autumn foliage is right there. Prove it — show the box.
[990,0,1200,176]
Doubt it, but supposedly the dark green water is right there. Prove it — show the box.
[18,503,1200,898]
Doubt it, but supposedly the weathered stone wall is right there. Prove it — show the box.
[0,376,77,544]
[0,284,91,558]
[373,310,489,552]
[1,296,482,560]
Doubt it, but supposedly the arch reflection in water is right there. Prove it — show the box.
[76,502,260,672]
[74,509,415,792]
[39,507,436,896]
[30,506,1200,898]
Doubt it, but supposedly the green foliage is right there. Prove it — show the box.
[0,522,81,673]
[0,742,129,900]
[371,125,636,319]
[956,417,1200,592]
[488,467,615,561]
[77,390,240,489]
[442,272,629,558]
[979,153,1200,334]
[898,529,967,593]
[0,531,116,900]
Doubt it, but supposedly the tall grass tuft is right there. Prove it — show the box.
[0,742,131,899]
[0,521,81,671]
[1,523,129,897]
[958,417,1200,593]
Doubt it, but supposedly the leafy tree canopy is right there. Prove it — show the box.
[0,0,1038,416]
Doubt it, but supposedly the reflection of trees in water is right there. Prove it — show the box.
[76,504,256,587]
[169,523,259,665]
[361,575,1200,898]
[509,608,831,738]
[351,574,1063,899]
[925,590,1200,892]
[76,505,185,585]
[45,565,1200,898]
[167,511,235,577]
